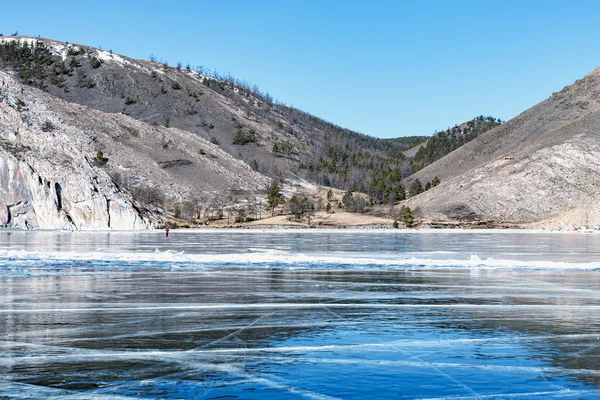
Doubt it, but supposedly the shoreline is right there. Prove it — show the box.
[1,226,599,234]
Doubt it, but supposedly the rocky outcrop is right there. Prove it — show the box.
[0,59,273,229]
[0,151,146,229]
[0,71,147,229]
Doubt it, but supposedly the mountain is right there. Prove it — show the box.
[0,68,275,229]
[0,36,433,229]
[405,67,600,229]
[0,37,427,202]
[6,35,592,231]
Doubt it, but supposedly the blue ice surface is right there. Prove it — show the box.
[1,231,600,398]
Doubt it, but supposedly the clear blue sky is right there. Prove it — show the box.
[3,1,600,138]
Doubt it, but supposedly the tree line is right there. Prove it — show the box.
[411,116,502,172]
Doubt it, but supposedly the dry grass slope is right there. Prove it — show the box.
[405,67,600,229]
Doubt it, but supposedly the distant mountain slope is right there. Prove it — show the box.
[402,140,428,158]
[407,67,600,228]
[410,116,502,173]
[409,70,600,187]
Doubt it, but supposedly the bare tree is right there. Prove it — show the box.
[183,201,196,221]
[245,191,261,221]
[234,205,247,223]
[207,190,232,220]
[191,195,207,220]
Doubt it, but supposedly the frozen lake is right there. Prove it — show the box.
[1,230,600,399]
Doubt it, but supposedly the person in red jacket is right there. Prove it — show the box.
[165,226,169,237]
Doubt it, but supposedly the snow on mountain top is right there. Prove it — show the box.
[0,36,38,46]
[95,49,131,67]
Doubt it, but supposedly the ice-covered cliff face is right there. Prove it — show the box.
[0,72,148,230]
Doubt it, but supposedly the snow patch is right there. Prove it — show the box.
[0,38,73,61]
[95,50,130,67]
[93,49,151,74]
[285,179,318,191]
[0,37,38,46]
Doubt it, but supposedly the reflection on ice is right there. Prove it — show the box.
[1,231,600,398]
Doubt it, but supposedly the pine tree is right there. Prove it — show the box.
[410,179,423,197]
[327,189,334,201]
[266,184,285,215]
[402,207,415,228]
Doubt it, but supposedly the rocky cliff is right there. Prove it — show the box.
[0,72,149,229]
[0,69,270,229]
